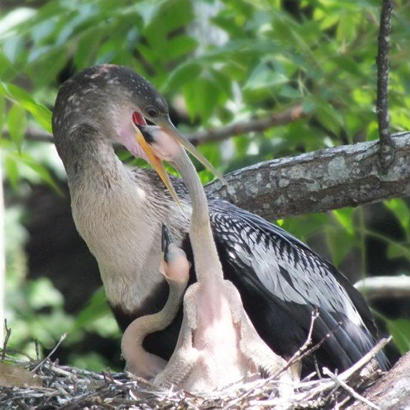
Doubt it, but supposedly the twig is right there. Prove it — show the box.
[190,105,305,145]
[322,367,380,410]
[1,319,11,360]
[2,127,54,143]
[337,337,391,382]
[32,333,67,372]
[355,275,410,300]
[276,308,319,376]
[377,0,394,172]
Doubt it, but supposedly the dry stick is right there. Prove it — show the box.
[377,0,394,172]
[336,337,391,382]
[303,337,391,402]
[322,367,380,410]
[1,319,11,360]
[32,333,67,372]
[275,308,319,376]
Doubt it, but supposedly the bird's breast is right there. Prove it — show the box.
[69,173,170,311]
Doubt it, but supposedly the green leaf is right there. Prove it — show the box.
[386,318,410,354]
[72,287,111,330]
[385,198,410,232]
[244,62,289,91]
[8,150,62,195]
[183,74,220,122]
[166,35,198,60]
[332,208,354,235]
[163,62,201,93]
[0,82,52,132]
[316,102,344,135]
[7,104,27,151]
[4,156,19,189]
[0,95,5,131]
[27,277,63,309]
[326,226,354,267]
[386,242,410,260]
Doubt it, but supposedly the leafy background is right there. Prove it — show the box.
[1,0,409,370]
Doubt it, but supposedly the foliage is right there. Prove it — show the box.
[0,0,409,369]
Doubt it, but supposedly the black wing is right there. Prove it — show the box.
[209,199,389,373]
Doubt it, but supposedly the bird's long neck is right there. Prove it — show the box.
[176,151,223,284]
[55,126,123,191]
[121,279,186,362]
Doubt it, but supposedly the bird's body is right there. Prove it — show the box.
[53,64,388,377]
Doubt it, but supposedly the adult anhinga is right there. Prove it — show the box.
[52,64,388,376]
[135,125,290,391]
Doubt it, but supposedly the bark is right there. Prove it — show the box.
[206,132,410,221]
[347,351,410,409]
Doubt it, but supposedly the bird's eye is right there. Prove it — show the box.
[146,107,158,118]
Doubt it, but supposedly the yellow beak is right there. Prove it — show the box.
[135,129,182,208]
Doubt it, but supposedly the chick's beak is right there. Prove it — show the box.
[155,116,225,183]
[134,127,182,207]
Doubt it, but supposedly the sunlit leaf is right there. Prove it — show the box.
[0,82,52,132]
[7,150,62,194]
[332,208,354,235]
[386,318,410,354]
[26,278,63,309]
[7,104,27,151]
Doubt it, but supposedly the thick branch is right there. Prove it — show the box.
[355,276,410,300]
[190,105,305,145]
[377,0,394,172]
[206,132,410,220]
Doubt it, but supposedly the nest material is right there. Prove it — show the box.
[0,338,389,410]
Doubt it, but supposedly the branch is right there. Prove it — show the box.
[206,132,410,220]
[377,0,394,172]
[12,105,306,146]
[189,105,306,145]
[2,127,54,143]
[355,275,410,300]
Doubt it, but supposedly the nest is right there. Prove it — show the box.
[0,337,389,410]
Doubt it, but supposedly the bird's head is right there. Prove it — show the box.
[52,64,220,179]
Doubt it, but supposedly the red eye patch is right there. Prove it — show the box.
[132,111,147,126]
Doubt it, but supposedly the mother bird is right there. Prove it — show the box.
[52,64,388,375]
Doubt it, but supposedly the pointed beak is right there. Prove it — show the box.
[134,127,182,207]
[155,116,225,183]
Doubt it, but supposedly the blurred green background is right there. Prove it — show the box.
[1,0,409,371]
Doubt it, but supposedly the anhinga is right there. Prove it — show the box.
[134,125,290,391]
[121,225,189,379]
[52,64,388,376]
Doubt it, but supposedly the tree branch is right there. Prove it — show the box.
[189,105,306,145]
[377,0,394,172]
[206,132,410,220]
[10,105,306,146]
[355,275,410,300]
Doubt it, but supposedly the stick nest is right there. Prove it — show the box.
[0,337,389,410]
